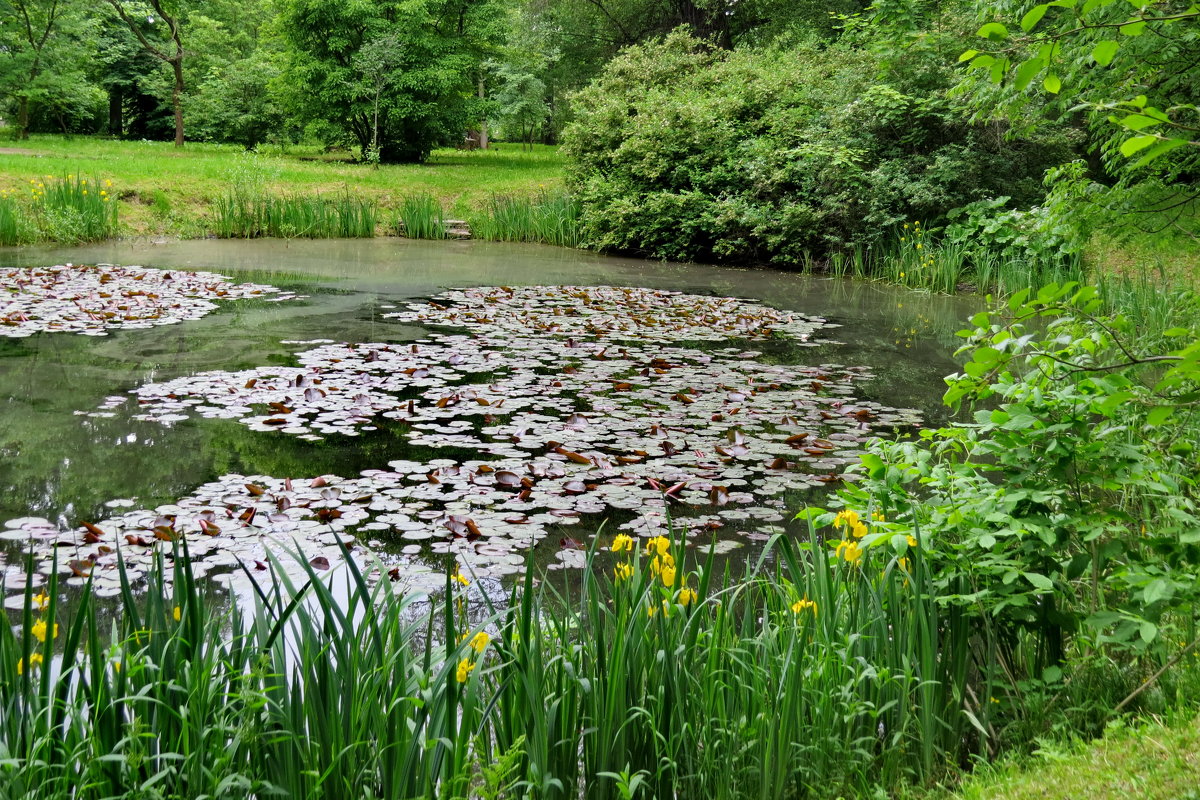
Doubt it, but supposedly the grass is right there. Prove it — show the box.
[396,193,446,239]
[932,714,1200,800]
[469,190,582,247]
[1,523,986,800]
[0,136,565,239]
[213,190,377,238]
[0,175,118,244]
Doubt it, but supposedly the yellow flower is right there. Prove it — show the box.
[677,587,698,606]
[906,535,917,548]
[452,568,470,586]
[791,597,817,615]
[833,510,860,531]
[871,512,885,522]
[469,631,490,654]
[915,243,922,250]
[913,220,920,227]
[17,652,43,675]
[82,190,87,195]
[613,562,634,582]
[903,222,909,229]
[456,657,475,683]
[611,534,635,553]
[898,557,911,573]
[32,592,50,611]
[834,539,864,565]
[173,606,181,622]
[899,272,906,279]
[647,600,670,618]
[850,521,868,539]
[113,660,122,673]
[659,560,677,587]
[645,536,670,557]
[31,619,58,643]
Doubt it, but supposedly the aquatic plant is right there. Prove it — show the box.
[396,193,446,239]
[469,189,582,247]
[0,264,299,338]
[0,523,974,800]
[212,191,377,238]
[9,286,919,601]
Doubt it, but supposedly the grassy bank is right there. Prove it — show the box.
[0,136,564,239]
[930,714,1200,800]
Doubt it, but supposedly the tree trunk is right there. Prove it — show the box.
[17,95,29,140]
[171,58,184,148]
[478,76,488,150]
[108,88,123,136]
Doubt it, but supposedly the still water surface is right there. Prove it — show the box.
[0,238,977,589]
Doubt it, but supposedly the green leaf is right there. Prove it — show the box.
[990,59,1007,84]
[1119,113,1164,131]
[959,49,979,62]
[1021,4,1049,30]
[1120,20,1147,35]
[1120,134,1159,157]
[1092,40,1119,66]
[1013,57,1046,90]
[1163,327,1191,337]
[970,54,997,70]
[1146,406,1174,426]
[1043,73,1062,94]
[1043,665,1063,683]
[1140,620,1158,643]
[1023,571,1054,590]
[1131,138,1188,167]
[1142,578,1172,605]
[860,452,886,477]
[977,22,1010,40]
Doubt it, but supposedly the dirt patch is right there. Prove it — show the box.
[0,147,42,156]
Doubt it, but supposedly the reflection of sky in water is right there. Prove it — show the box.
[0,239,979,604]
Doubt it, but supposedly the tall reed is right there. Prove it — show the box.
[470,190,582,248]
[0,522,982,800]
[212,191,376,238]
[396,193,447,239]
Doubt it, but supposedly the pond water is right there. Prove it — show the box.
[0,238,978,604]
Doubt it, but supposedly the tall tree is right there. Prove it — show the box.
[105,0,186,147]
[278,0,504,162]
[0,0,69,138]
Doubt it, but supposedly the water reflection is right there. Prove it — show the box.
[0,239,977,593]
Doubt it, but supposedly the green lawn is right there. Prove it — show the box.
[925,714,1200,800]
[0,136,565,238]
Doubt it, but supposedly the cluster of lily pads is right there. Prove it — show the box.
[0,263,298,338]
[5,285,921,602]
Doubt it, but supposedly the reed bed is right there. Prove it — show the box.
[0,525,985,800]
[212,191,377,239]
[0,177,119,245]
[396,193,446,239]
[469,190,582,247]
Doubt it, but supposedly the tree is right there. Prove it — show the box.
[962,0,1199,163]
[491,57,548,147]
[960,0,1200,238]
[278,0,504,163]
[0,0,86,138]
[105,0,187,147]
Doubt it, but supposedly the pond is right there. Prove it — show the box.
[0,238,978,606]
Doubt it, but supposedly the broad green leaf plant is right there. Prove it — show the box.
[834,284,1200,679]
[960,0,1199,164]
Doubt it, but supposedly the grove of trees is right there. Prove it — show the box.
[0,0,1195,260]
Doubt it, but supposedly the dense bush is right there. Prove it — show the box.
[562,31,1071,265]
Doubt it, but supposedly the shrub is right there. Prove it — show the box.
[562,31,1070,266]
